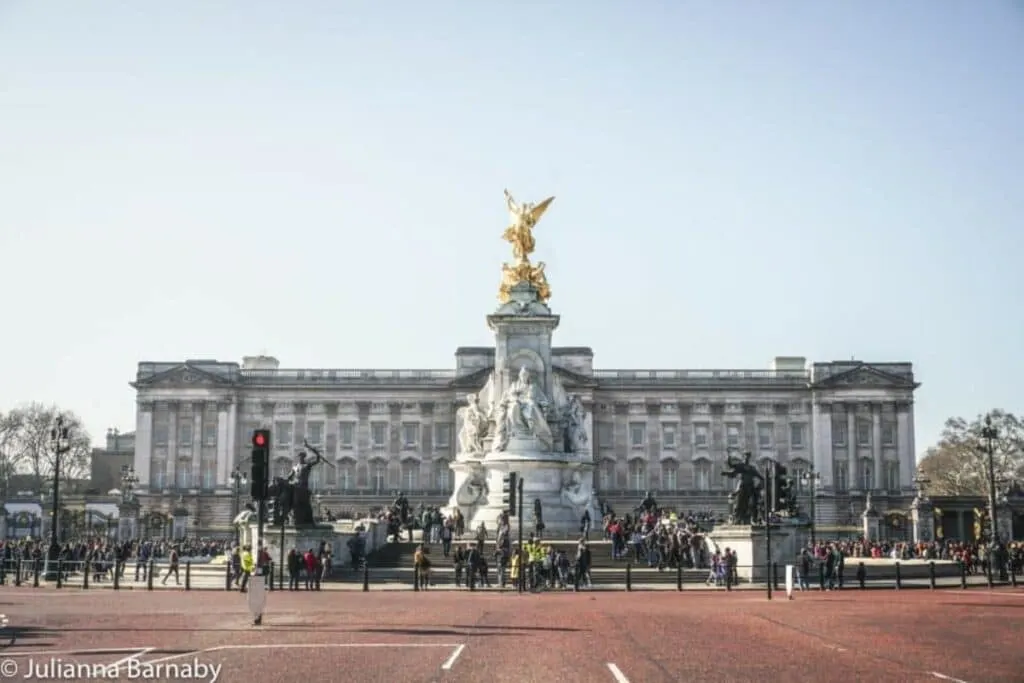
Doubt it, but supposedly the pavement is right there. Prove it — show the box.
[0,585,1021,682]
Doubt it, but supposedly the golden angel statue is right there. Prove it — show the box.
[502,189,555,263]
[499,260,551,303]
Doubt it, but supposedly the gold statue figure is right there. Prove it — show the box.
[502,189,555,263]
[499,261,551,304]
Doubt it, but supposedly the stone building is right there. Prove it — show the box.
[129,351,920,534]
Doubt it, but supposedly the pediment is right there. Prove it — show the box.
[814,364,916,389]
[553,366,599,388]
[134,363,234,388]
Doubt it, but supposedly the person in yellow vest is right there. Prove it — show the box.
[509,544,521,588]
[239,545,254,593]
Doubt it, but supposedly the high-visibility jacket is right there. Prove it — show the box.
[241,550,255,573]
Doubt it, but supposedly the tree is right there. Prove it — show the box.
[2,403,92,492]
[917,410,1024,496]
[0,410,26,497]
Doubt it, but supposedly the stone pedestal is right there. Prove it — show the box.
[910,496,935,543]
[707,525,794,582]
[862,509,880,542]
[118,500,140,542]
[996,502,1013,543]
[247,519,387,572]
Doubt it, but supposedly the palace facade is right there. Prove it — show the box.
[130,351,920,533]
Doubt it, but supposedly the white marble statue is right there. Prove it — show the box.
[563,394,588,454]
[455,468,488,506]
[494,366,554,451]
[457,393,488,456]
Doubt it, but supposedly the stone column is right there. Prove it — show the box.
[645,402,661,489]
[167,401,179,489]
[613,403,629,488]
[192,403,203,488]
[135,400,154,489]
[325,402,340,487]
[911,496,935,543]
[896,401,914,491]
[419,402,434,487]
[846,404,857,490]
[226,398,238,473]
[356,402,371,488]
[216,401,230,486]
[871,403,882,491]
[811,401,833,488]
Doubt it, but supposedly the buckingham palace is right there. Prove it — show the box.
[128,351,920,533]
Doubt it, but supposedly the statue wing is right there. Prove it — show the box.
[527,196,555,225]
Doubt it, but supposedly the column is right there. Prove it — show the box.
[192,403,203,487]
[871,403,882,491]
[846,404,857,490]
[167,402,179,488]
[646,403,661,489]
[896,401,914,491]
[226,399,238,472]
[216,402,230,486]
[810,401,833,488]
[135,401,154,489]
[419,402,434,488]
[613,403,629,488]
[325,402,340,487]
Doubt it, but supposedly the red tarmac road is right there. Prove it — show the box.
[0,586,1020,682]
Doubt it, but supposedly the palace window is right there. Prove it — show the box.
[308,465,322,490]
[306,421,324,446]
[790,423,805,449]
[834,461,849,492]
[694,461,711,491]
[694,424,709,448]
[371,423,387,449]
[726,423,741,449]
[629,423,646,449]
[202,421,218,447]
[402,423,420,449]
[152,467,166,490]
[201,463,216,490]
[153,416,169,447]
[175,465,191,490]
[597,423,613,449]
[662,464,678,491]
[661,424,677,449]
[857,421,871,447]
[598,462,612,491]
[886,461,900,491]
[338,465,354,491]
[372,465,387,491]
[860,459,873,490]
[179,422,193,448]
[273,458,291,479]
[882,421,896,447]
[629,460,646,491]
[434,424,451,450]
[433,460,451,491]
[339,422,355,449]
[833,422,847,446]
[402,462,419,491]
[274,422,293,449]
[757,423,773,450]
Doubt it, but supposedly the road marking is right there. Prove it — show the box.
[441,644,465,670]
[142,643,464,667]
[106,648,154,669]
[3,647,157,658]
[607,662,630,683]
[931,673,969,683]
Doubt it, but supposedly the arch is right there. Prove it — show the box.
[690,452,712,464]
[399,453,422,464]
[658,453,680,464]
[626,451,647,463]
[507,348,545,377]
[367,453,389,464]
[335,453,357,464]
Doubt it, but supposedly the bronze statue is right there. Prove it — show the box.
[722,451,763,525]
[271,439,329,527]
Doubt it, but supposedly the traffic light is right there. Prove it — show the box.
[250,429,270,499]
[502,472,518,516]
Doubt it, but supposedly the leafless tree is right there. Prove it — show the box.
[917,409,1024,496]
[4,403,92,492]
[0,410,27,497]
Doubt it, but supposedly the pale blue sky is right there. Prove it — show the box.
[1,1,1021,452]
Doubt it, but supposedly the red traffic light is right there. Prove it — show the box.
[252,430,269,448]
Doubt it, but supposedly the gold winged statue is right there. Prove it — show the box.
[502,189,555,263]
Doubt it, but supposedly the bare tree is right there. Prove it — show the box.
[917,410,1024,496]
[6,403,92,491]
[0,410,27,497]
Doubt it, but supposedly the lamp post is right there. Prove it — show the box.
[120,465,139,505]
[801,467,821,547]
[230,469,247,544]
[45,416,71,581]
[980,414,1000,544]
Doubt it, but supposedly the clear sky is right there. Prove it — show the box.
[1,1,1022,453]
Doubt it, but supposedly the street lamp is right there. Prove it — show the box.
[980,414,1000,544]
[801,467,821,546]
[45,416,71,581]
[230,469,247,543]
[120,465,139,505]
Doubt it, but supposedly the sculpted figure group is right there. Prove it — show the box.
[456,366,587,457]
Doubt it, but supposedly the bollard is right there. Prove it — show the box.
[625,562,632,592]
[362,564,369,592]
[676,563,682,592]
[83,561,90,590]
[772,562,779,590]
[960,561,967,589]
[1011,564,1018,588]
[147,561,154,591]
[225,564,232,591]
[185,562,192,591]
[573,567,580,592]
[857,562,866,589]
[413,567,420,591]
[469,570,475,592]
[818,562,825,590]
[0,559,5,586]
[928,561,936,590]
[113,562,120,590]
[986,563,994,589]
[267,563,273,591]
[32,561,40,588]
[894,561,901,590]
[56,560,63,589]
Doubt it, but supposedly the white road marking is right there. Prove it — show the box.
[441,643,465,670]
[607,662,630,683]
[3,647,156,658]
[142,643,464,667]
[106,648,154,669]
[931,673,969,683]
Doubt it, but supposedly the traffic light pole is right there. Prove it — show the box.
[765,462,773,601]
[517,476,524,594]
